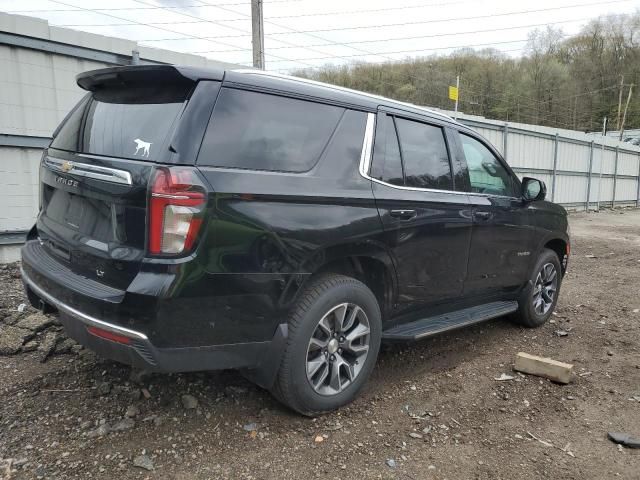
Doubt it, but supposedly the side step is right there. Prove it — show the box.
[382,301,518,341]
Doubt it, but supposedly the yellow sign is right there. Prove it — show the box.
[449,86,459,101]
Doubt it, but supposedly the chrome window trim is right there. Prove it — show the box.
[358,112,467,197]
[357,112,521,200]
[359,112,376,177]
[44,156,133,186]
[21,267,148,341]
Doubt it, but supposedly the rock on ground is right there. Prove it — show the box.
[54,338,77,354]
[38,331,60,362]
[125,405,140,418]
[16,313,54,332]
[132,454,154,471]
[181,394,198,410]
[0,325,30,354]
[86,424,110,438]
[112,418,135,432]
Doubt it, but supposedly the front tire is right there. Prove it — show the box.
[513,248,562,328]
[272,274,381,416]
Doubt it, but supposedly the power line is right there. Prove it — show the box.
[190,15,589,55]
[3,0,305,14]
[134,0,360,68]
[45,0,253,57]
[138,0,634,41]
[187,0,525,96]
[265,43,530,64]
[45,0,325,70]
[262,0,475,20]
[35,0,475,25]
[129,0,351,69]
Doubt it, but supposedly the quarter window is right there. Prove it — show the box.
[198,88,344,172]
[371,114,403,186]
[394,118,453,190]
[460,134,516,197]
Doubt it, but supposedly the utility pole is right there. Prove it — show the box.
[619,84,634,141]
[251,0,265,70]
[616,75,624,130]
[597,116,607,212]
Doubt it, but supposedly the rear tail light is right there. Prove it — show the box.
[149,167,206,255]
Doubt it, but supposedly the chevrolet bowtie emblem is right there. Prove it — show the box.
[61,161,74,172]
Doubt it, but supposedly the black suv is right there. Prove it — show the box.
[21,65,570,415]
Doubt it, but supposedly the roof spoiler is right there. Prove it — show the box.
[76,65,224,91]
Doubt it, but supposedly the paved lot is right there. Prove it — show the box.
[1,208,639,479]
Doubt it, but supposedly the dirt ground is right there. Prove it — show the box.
[1,208,639,480]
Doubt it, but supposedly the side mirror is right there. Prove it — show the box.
[522,177,546,202]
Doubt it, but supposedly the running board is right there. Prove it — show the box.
[382,301,518,341]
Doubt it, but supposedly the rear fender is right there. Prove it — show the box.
[280,240,398,310]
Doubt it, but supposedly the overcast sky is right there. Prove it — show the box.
[0,0,638,72]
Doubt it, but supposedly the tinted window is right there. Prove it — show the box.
[315,110,367,186]
[198,89,344,172]
[460,134,516,197]
[51,85,189,161]
[371,114,404,186]
[395,118,452,190]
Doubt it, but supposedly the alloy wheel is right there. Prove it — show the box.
[306,303,371,396]
[532,262,558,315]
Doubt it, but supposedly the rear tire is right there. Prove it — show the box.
[271,274,381,416]
[513,248,562,328]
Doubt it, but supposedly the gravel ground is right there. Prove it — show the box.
[1,208,639,479]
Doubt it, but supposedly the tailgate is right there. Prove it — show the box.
[37,150,153,290]
[34,66,214,291]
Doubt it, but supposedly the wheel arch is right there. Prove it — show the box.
[290,244,398,321]
[543,237,569,274]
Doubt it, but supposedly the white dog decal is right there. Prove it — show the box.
[133,138,152,157]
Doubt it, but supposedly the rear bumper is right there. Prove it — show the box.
[21,256,287,384]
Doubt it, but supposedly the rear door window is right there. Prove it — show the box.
[394,118,453,190]
[197,88,344,172]
[51,85,190,161]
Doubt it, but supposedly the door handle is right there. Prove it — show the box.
[390,209,417,220]
[474,210,492,221]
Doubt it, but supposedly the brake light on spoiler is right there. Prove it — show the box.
[149,167,206,255]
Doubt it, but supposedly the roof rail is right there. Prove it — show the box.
[232,69,454,122]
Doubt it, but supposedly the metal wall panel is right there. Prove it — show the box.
[0,45,102,137]
[617,152,640,176]
[595,177,614,204]
[556,141,591,173]
[598,149,616,175]
[554,174,589,204]
[597,148,617,175]
[0,146,41,231]
[508,133,554,170]
[615,179,638,201]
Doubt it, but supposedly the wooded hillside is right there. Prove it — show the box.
[295,12,640,134]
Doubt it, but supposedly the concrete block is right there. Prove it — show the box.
[514,352,574,384]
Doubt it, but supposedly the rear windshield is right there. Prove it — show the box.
[51,85,190,161]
